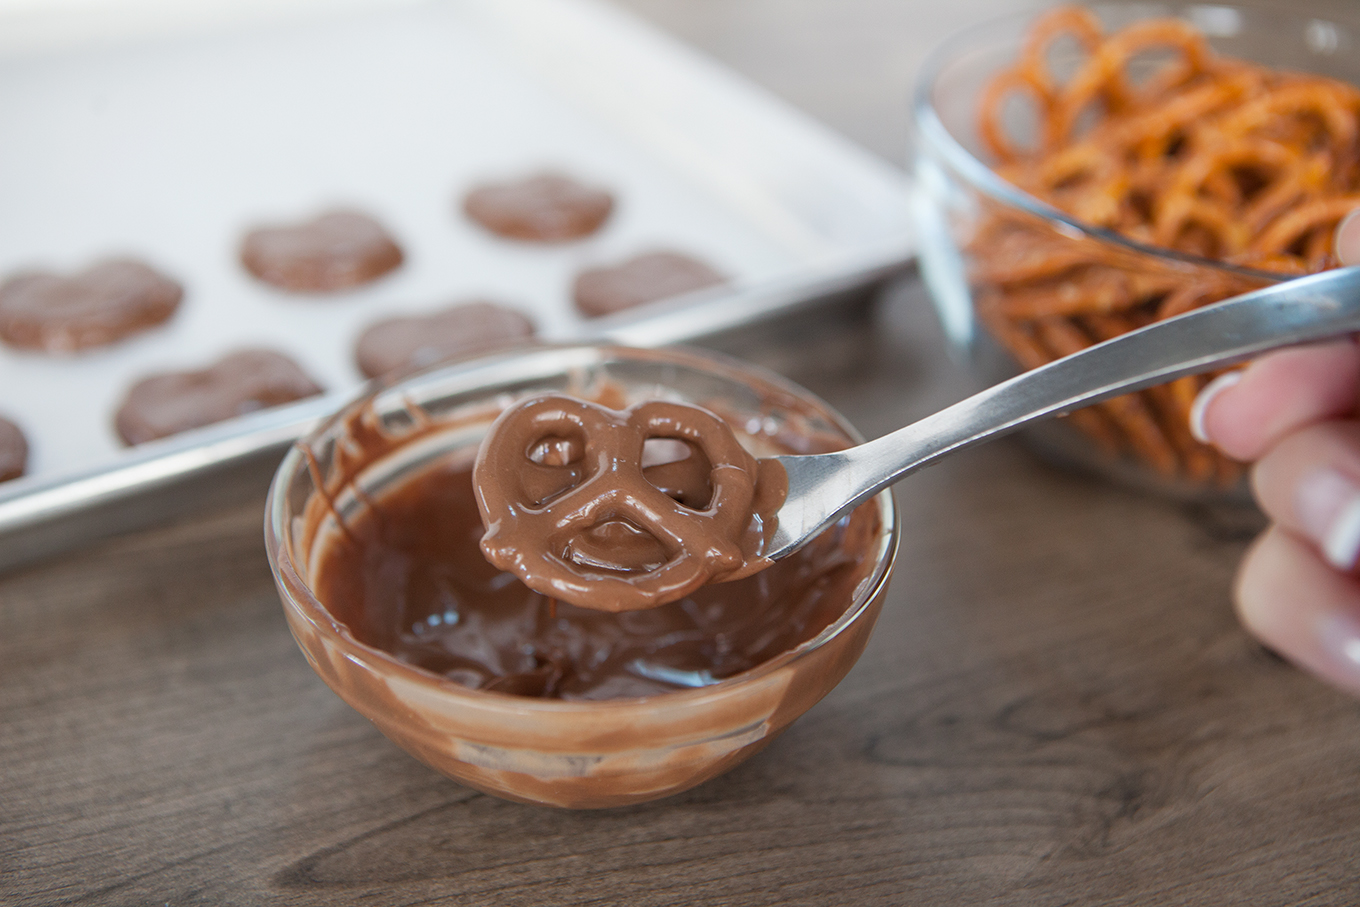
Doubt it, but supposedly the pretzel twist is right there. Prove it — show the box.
[474,395,761,611]
[966,7,1360,486]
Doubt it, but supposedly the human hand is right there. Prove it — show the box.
[1190,213,1360,696]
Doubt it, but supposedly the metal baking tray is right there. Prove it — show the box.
[0,0,914,571]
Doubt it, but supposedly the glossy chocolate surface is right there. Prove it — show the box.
[572,250,726,317]
[463,172,614,242]
[314,454,875,701]
[240,209,403,293]
[354,301,536,379]
[114,348,324,445]
[0,259,182,352]
[473,394,785,611]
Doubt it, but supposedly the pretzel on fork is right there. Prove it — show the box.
[473,394,769,611]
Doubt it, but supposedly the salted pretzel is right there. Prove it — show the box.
[473,394,766,611]
[967,6,1360,487]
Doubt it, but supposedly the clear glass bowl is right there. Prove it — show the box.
[912,2,1360,499]
[264,344,897,808]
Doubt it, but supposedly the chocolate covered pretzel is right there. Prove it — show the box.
[240,209,402,293]
[473,395,774,611]
[0,259,182,352]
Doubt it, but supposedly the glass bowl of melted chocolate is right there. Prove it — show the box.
[265,344,897,808]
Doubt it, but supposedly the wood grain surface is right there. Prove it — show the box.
[5,2,1360,905]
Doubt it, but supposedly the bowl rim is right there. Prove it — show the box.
[264,341,900,716]
[910,0,1360,284]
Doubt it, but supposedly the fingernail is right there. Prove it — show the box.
[1296,467,1360,570]
[1336,209,1360,266]
[1188,371,1242,444]
[1317,609,1360,683]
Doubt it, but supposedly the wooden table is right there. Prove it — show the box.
[5,2,1359,904]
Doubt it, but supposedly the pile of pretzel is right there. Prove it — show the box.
[971,6,1360,485]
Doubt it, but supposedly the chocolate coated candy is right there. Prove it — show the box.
[473,394,775,611]
[463,172,614,242]
[572,250,726,317]
[354,301,536,379]
[114,349,324,445]
[0,259,182,352]
[240,209,403,293]
[0,416,28,482]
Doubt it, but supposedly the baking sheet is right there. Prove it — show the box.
[0,0,914,569]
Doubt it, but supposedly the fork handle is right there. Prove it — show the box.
[769,266,1360,557]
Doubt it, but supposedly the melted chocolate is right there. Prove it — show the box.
[114,348,324,445]
[314,456,876,701]
[240,209,403,293]
[473,395,785,611]
[572,251,727,317]
[0,259,182,352]
[354,301,536,379]
[463,172,614,242]
[0,416,28,482]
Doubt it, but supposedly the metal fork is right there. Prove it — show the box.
[763,266,1360,559]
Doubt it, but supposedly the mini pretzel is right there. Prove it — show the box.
[473,394,762,611]
[967,6,1360,486]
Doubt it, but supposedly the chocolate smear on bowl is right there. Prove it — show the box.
[315,453,873,701]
